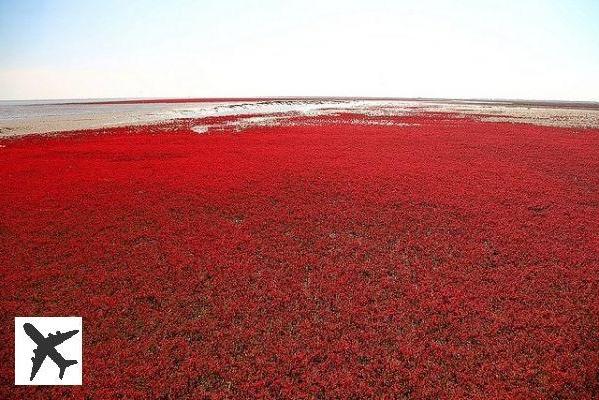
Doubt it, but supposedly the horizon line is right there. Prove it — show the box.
[3,95,599,107]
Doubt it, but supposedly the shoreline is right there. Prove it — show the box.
[4,96,599,110]
[2,98,599,138]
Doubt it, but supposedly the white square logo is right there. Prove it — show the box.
[14,317,83,385]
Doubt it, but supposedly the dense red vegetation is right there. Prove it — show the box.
[1,113,598,399]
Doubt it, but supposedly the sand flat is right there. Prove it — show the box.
[2,98,599,137]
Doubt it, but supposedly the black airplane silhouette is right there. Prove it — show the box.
[23,323,79,381]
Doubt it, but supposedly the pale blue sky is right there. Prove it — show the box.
[1,0,598,100]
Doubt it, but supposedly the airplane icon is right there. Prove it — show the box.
[23,322,79,381]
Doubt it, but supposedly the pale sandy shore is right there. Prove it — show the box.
[1,98,599,138]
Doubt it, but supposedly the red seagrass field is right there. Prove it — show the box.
[1,110,598,399]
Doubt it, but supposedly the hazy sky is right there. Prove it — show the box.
[1,0,598,101]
